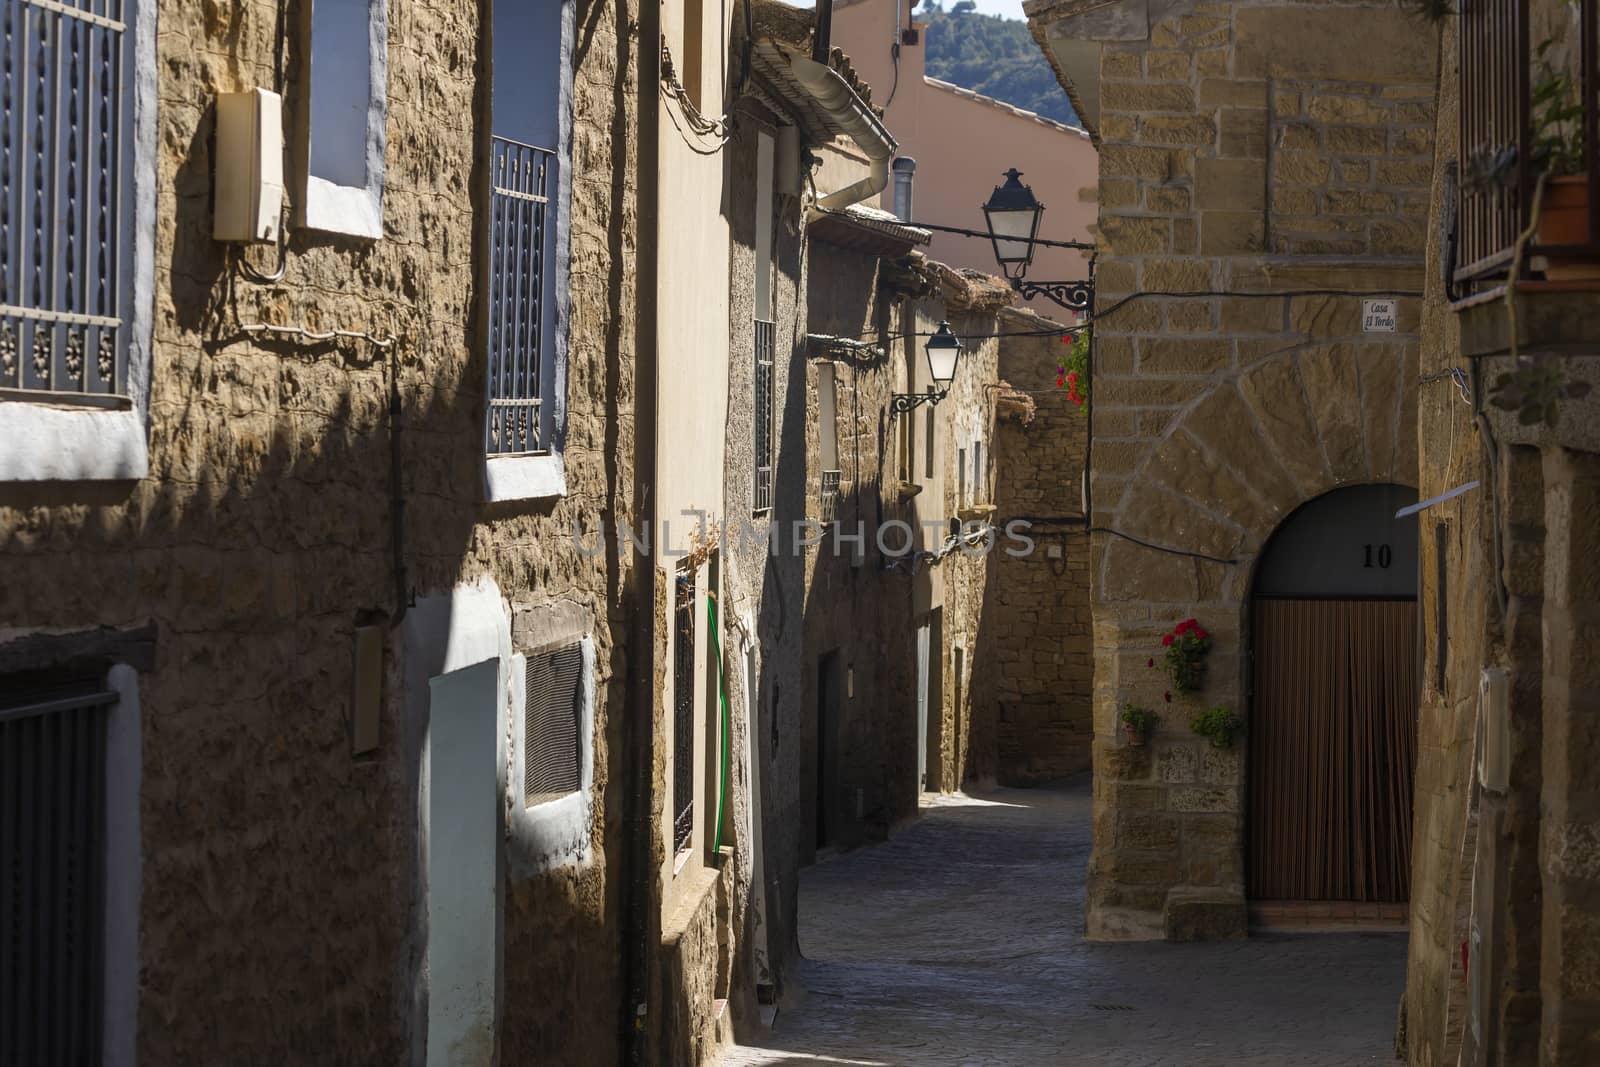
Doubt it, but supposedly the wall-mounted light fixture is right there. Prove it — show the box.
[980,168,1093,314]
[890,321,963,416]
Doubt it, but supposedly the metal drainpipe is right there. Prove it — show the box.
[623,0,662,1056]
[892,157,916,222]
[813,0,834,63]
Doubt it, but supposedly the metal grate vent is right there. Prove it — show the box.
[524,643,582,805]
[1,676,115,1064]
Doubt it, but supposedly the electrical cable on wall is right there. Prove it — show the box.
[1420,366,1473,406]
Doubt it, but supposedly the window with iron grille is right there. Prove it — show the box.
[818,362,840,524]
[753,318,775,514]
[1,676,116,1063]
[486,136,553,456]
[1,0,136,402]
[524,642,583,806]
[482,0,572,480]
[672,570,696,855]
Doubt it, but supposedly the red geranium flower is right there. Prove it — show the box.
[1162,633,1174,646]
[1057,376,1065,388]
[1147,657,1154,667]
[1164,691,1172,703]
[1195,629,1208,640]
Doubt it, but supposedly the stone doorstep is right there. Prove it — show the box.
[1164,889,1248,942]
[1249,899,1409,932]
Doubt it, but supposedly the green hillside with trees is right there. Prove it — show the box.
[918,3,1080,128]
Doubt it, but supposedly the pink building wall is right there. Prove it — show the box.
[832,0,1099,317]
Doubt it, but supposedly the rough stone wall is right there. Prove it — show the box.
[0,0,638,1061]
[990,308,1094,784]
[799,245,919,863]
[1059,0,1437,939]
[924,301,1003,790]
[721,102,809,1006]
[1399,19,1488,1067]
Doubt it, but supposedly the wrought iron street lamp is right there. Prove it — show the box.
[890,321,963,416]
[980,168,1094,315]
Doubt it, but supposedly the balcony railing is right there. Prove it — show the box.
[486,136,554,455]
[1456,0,1599,285]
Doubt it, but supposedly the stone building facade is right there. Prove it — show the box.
[1401,2,1600,1065]
[990,306,1094,785]
[0,0,643,1064]
[1025,0,1436,940]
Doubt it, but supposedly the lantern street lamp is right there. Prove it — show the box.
[890,321,964,416]
[980,168,1094,315]
[982,168,1044,274]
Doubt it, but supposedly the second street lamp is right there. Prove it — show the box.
[891,321,964,416]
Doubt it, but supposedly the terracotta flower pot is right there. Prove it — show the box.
[1124,723,1147,747]
[1538,176,1600,281]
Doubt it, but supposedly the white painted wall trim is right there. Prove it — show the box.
[0,0,155,483]
[505,635,595,874]
[484,452,567,502]
[102,663,142,1067]
[300,0,388,239]
[401,577,511,1067]
[0,406,148,481]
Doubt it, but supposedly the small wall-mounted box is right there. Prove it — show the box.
[214,88,284,243]
[1478,667,1510,792]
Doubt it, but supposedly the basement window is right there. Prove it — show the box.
[301,0,387,238]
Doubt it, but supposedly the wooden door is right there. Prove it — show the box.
[1248,598,1419,902]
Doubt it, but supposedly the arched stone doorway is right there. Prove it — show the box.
[1247,483,1420,904]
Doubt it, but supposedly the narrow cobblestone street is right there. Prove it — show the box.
[722,778,1406,1067]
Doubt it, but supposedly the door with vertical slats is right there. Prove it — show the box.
[1248,599,1419,902]
[1,680,114,1066]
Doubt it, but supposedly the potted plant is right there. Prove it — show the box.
[1120,702,1158,747]
[1056,328,1090,411]
[1160,617,1211,695]
[1190,706,1244,749]
[1531,41,1599,279]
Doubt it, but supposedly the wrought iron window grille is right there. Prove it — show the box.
[671,571,695,856]
[486,136,554,456]
[753,317,775,514]
[1,0,133,403]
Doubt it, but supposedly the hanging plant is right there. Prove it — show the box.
[1120,702,1159,747]
[1190,706,1244,749]
[1056,328,1090,412]
[1160,617,1210,694]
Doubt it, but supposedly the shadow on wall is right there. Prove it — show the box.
[0,68,638,1067]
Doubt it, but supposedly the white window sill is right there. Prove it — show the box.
[0,403,148,481]
[301,176,383,240]
[485,452,566,502]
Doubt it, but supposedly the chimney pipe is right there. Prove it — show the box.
[892,157,917,221]
[813,0,834,63]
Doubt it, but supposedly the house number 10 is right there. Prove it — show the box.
[1363,544,1393,569]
